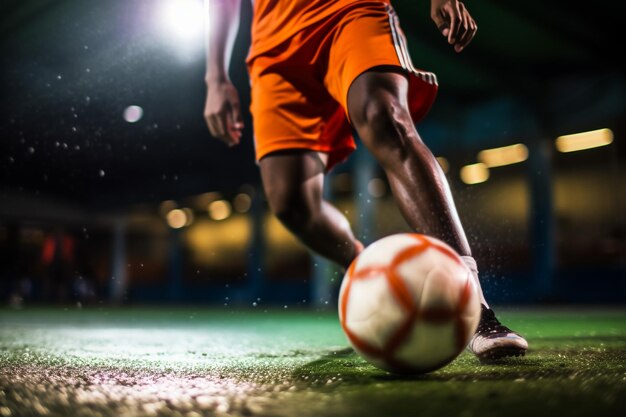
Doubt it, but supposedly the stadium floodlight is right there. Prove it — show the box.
[159,0,204,42]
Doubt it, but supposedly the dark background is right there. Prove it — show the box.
[1,0,624,307]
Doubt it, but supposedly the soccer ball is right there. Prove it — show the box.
[338,233,481,374]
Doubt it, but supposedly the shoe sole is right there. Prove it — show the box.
[477,346,527,362]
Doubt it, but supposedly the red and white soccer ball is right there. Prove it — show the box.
[339,233,481,374]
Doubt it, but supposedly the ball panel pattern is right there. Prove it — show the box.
[339,233,480,374]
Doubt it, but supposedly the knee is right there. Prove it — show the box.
[265,186,313,229]
[351,94,415,160]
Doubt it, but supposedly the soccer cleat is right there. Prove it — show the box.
[468,304,528,361]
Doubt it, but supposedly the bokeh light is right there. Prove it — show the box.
[367,178,386,198]
[123,105,144,123]
[478,143,528,168]
[556,128,614,153]
[233,193,252,213]
[460,163,490,185]
[160,200,178,217]
[166,209,188,229]
[182,207,195,226]
[209,200,232,221]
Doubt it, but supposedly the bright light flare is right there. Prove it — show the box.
[556,128,614,153]
[460,163,489,185]
[159,0,204,41]
[478,143,528,167]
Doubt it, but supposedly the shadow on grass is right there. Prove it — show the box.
[291,343,626,386]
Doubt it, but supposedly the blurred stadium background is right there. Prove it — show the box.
[0,0,624,308]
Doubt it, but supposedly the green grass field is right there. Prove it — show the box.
[1,307,625,417]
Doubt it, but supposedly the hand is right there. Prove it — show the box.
[430,0,477,53]
[204,80,244,147]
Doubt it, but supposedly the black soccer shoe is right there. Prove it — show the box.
[467,304,528,361]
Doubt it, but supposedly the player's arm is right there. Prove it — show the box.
[430,0,477,53]
[203,0,244,147]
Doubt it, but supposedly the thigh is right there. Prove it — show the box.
[325,2,438,126]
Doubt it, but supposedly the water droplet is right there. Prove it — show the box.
[99,170,105,177]
[27,147,34,154]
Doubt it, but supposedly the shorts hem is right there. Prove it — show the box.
[256,139,357,172]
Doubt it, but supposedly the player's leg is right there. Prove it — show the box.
[259,150,362,269]
[347,67,527,360]
[348,68,489,300]
[348,68,472,259]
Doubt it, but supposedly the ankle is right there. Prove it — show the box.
[460,255,490,309]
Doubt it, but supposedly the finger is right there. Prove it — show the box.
[220,117,239,147]
[227,112,242,144]
[469,17,478,42]
[439,22,450,38]
[432,11,449,37]
[210,114,230,145]
[204,108,214,133]
[455,12,472,51]
[206,114,219,138]
[456,13,477,52]
[456,3,469,46]
[231,102,244,130]
[445,4,459,44]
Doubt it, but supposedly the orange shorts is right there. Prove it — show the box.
[247,2,438,171]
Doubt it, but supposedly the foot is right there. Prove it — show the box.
[468,304,528,361]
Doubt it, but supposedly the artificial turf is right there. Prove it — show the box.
[0,306,625,417]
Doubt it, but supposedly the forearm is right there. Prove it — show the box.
[204,0,242,85]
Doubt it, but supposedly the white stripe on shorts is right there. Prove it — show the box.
[385,4,438,86]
